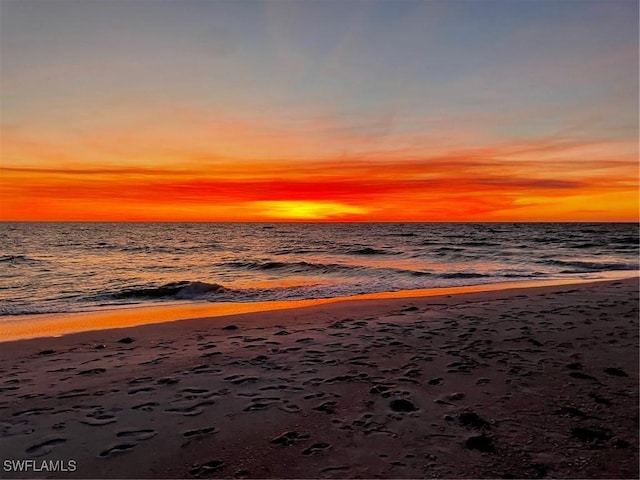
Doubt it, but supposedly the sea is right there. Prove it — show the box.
[0,222,638,316]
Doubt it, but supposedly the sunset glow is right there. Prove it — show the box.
[1,0,637,222]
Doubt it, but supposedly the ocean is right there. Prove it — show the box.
[0,222,637,316]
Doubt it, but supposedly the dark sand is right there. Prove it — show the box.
[0,278,637,479]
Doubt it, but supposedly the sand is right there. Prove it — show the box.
[0,278,637,479]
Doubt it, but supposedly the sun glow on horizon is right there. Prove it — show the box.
[251,201,371,220]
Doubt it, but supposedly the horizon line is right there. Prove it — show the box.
[1,220,638,224]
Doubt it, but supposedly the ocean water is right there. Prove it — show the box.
[0,222,637,316]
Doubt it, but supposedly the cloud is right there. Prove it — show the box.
[2,110,637,221]
[476,178,583,190]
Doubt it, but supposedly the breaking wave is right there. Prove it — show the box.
[109,281,228,300]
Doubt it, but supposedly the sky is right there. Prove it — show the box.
[1,0,638,221]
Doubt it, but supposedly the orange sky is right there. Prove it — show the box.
[2,140,637,221]
[1,0,638,222]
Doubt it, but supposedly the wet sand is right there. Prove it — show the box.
[0,278,637,479]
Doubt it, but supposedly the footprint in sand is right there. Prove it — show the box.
[304,392,326,400]
[351,413,374,427]
[13,407,53,417]
[457,410,491,428]
[189,460,225,476]
[389,399,418,412]
[278,404,302,413]
[188,364,217,374]
[243,337,266,343]
[321,466,350,474]
[271,431,310,446]
[132,402,159,412]
[295,337,314,344]
[370,384,394,396]
[259,384,286,391]
[588,392,613,405]
[302,442,331,455]
[47,367,75,373]
[57,389,90,400]
[181,388,208,394]
[165,400,216,416]
[128,376,153,384]
[139,356,169,366]
[25,437,68,456]
[243,397,280,412]
[397,376,420,384]
[313,401,337,414]
[180,391,215,401]
[224,375,259,385]
[116,429,157,441]
[464,434,495,452]
[569,372,599,381]
[99,444,136,458]
[571,425,613,443]
[76,368,106,376]
[604,367,628,377]
[157,377,180,385]
[448,392,466,401]
[183,426,217,438]
[80,414,117,426]
[128,387,155,395]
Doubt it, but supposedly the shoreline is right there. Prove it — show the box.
[0,277,637,478]
[1,274,638,343]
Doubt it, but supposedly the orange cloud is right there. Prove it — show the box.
[1,114,637,222]
[2,163,636,221]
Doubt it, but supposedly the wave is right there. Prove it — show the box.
[218,259,433,278]
[440,272,490,279]
[345,247,398,255]
[502,272,547,278]
[119,245,182,254]
[458,241,501,247]
[0,305,63,316]
[220,259,363,274]
[614,236,639,245]
[540,259,638,272]
[220,260,322,272]
[566,242,605,249]
[110,281,228,300]
[0,255,42,265]
[530,237,564,244]
[271,248,317,255]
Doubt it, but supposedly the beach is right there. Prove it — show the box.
[0,277,637,479]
